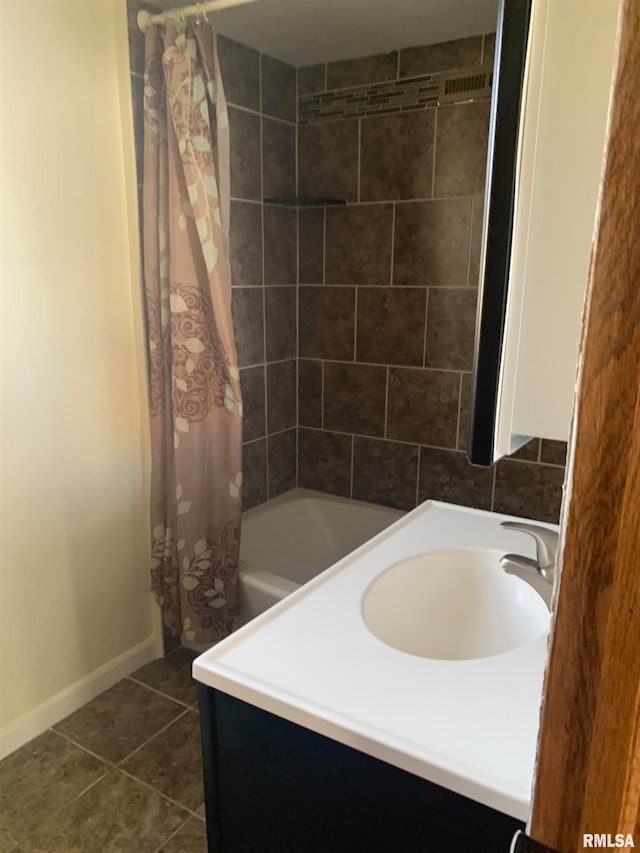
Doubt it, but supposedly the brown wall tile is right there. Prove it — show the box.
[393,199,471,287]
[266,360,296,433]
[457,373,471,452]
[268,429,297,497]
[298,359,323,428]
[261,54,296,123]
[298,428,352,497]
[482,32,497,65]
[324,362,387,437]
[493,460,565,524]
[218,35,260,111]
[232,288,264,367]
[240,365,266,442]
[299,208,324,284]
[327,52,398,89]
[510,439,540,462]
[387,367,459,446]
[230,200,262,286]
[298,121,359,202]
[353,437,418,510]
[265,286,296,361]
[264,206,297,284]
[468,195,484,288]
[540,440,568,466]
[356,287,426,366]
[299,286,355,360]
[229,107,261,200]
[325,204,393,284]
[434,102,490,198]
[298,64,326,96]
[262,118,295,198]
[360,111,435,201]
[399,36,483,77]
[425,288,478,370]
[242,439,267,509]
[419,447,493,510]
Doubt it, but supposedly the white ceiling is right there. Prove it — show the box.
[152,0,499,66]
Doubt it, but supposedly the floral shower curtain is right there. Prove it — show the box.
[143,21,242,644]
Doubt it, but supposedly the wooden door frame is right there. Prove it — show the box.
[515,0,640,850]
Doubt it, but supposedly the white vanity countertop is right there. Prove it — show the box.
[193,501,552,821]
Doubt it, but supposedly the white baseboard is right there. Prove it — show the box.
[0,633,163,760]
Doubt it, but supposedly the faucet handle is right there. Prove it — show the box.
[499,521,559,570]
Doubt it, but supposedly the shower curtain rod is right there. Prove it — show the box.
[137,0,257,32]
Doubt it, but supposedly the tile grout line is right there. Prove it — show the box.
[415,445,422,508]
[50,728,117,769]
[118,766,200,819]
[112,706,194,771]
[126,675,194,709]
[151,813,194,853]
[334,194,477,205]
[295,425,567,467]
[285,354,471,374]
[228,99,296,127]
[243,425,296,447]
[300,282,478,291]
[297,283,478,291]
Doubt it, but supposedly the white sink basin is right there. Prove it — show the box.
[362,547,550,661]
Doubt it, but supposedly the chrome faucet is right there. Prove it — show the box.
[499,521,559,607]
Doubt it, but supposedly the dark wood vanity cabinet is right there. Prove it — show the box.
[198,685,523,852]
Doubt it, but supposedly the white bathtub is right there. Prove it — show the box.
[235,488,404,628]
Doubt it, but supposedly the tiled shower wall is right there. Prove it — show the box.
[295,36,566,524]
[127,10,566,525]
[127,4,299,511]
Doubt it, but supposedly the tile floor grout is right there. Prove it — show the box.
[126,675,195,709]
[0,650,206,852]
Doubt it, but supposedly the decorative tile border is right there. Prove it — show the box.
[299,65,492,124]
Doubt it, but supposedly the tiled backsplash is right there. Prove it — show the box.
[126,7,566,525]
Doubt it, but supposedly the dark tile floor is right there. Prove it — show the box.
[0,649,207,852]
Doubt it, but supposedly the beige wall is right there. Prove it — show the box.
[0,0,159,753]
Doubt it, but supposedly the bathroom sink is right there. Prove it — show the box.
[362,548,550,661]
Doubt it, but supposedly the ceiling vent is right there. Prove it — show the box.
[438,65,493,105]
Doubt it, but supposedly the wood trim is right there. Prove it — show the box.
[528,0,640,850]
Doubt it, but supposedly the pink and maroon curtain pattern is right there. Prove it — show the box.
[143,21,242,644]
